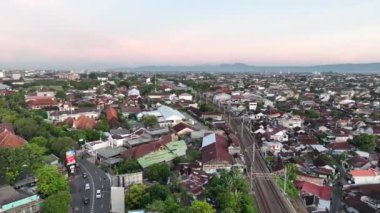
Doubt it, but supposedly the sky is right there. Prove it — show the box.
[1,0,380,69]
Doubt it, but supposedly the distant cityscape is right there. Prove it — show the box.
[1,1,380,213]
[0,70,379,213]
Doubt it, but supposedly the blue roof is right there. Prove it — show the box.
[202,133,216,148]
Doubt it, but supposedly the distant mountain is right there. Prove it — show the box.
[111,63,380,73]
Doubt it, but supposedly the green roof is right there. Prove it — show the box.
[166,140,187,156]
[2,195,39,211]
[137,140,187,168]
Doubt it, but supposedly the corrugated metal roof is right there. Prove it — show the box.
[202,133,216,148]
[157,105,185,120]
[111,187,125,213]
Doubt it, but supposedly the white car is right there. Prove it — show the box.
[85,183,90,190]
[96,189,101,198]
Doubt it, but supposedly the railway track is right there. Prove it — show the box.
[230,116,292,213]
[201,96,294,213]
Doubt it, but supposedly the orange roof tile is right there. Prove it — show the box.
[0,130,27,149]
[74,115,97,129]
[106,107,118,122]
[350,169,377,177]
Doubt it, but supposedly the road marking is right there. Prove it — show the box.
[80,162,95,213]
[101,204,103,209]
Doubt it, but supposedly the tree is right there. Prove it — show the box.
[304,110,320,119]
[140,84,155,96]
[25,143,46,171]
[372,111,380,120]
[286,163,297,182]
[14,118,39,140]
[55,90,66,100]
[128,113,137,121]
[41,191,71,213]
[0,146,45,184]
[36,165,69,197]
[200,103,214,112]
[206,170,256,212]
[147,184,171,203]
[118,80,130,88]
[49,137,76,162]
[349,134,377,152]
[113,160,141,175]
[88,72,97,79]
[5,92,25,109]
[141,115,158,128]
[190,200,216,213]
[147,163,170,184]
[32,109,48,119]
[96,115,110,132]
[146,200,166,212]
[125,184,148,210]
[146,197,182,213]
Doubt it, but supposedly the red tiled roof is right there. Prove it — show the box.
[124,134,173,159]
[0,130,27,149]
[26,97,57,107]
[0,90,15,96]
[106,107,118,122]
[74,115,97,129]
[172,122,195,134]
[301,181,332,200]
[350,169,377,177]
[132,141,165,159]
[64,117,74,127]
[330,142,353,150]
[297,135,319,145]
[229,134,240,147]
[270,127,287,135]
[0,123,14,133]
[373,126,380,135]
[202,140,232,164]
[122,106,141,114]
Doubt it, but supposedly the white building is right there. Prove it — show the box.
[137,105,186,127]
[178,93,193,101]
[249,102,257,111]
[50,109,100,122]
[279,115,303,129]
[350,169,380,185]
[12,73,21,80]
[111,187,125,213]
[261,141,283,155]
[128,88,140,97]
[84,140,110,155]
[267,127,288,142]
[213,93,231,103]
[36,90,55,97]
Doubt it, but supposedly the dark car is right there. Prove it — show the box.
[83,196,89,205]
[82,172,87,178]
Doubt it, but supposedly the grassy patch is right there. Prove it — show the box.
[276,177,299,198]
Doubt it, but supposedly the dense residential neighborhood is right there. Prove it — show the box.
[0,70,379,213]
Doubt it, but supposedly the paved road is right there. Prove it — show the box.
[70,158,111,213]
[330,158,347,212]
